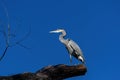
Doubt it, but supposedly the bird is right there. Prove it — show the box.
[50,29,85,64]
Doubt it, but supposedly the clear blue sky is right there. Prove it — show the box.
[0,0,120,80]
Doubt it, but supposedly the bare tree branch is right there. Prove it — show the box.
[0,3,31,61]
[0,64,87,80]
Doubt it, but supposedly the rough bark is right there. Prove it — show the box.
[0,64,87,80]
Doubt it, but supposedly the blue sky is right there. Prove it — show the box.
[0,0,120,80]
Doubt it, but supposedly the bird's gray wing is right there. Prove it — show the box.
[67,39,84,59]
[65,42,73,63]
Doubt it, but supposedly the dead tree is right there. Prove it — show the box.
[0,64,87,80]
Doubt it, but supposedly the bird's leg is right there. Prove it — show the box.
[70,54,72,64]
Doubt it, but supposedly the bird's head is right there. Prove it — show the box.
[49,29,65,33]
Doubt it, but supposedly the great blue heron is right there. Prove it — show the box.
[50,29,85,64]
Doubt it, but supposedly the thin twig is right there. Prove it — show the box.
[0,46,8,61]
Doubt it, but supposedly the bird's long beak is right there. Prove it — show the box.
[49,30,59,33]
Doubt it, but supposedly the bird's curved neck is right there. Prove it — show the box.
[59,30,67,44]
